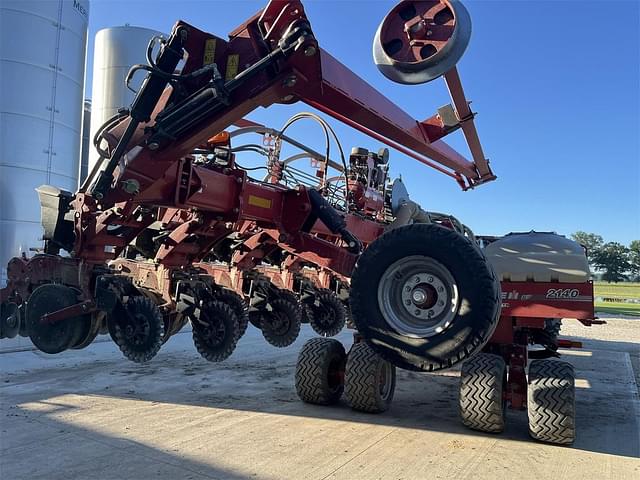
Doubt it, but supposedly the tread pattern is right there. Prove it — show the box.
[309,289,347,337]
[214,289,250,338]
[113,296,164,363]
[527,359,576,445]
[295,338,346,405]
[345,342,396,413]
[192,300,240,362]
[261,296,302,347]
[459,353,506,433]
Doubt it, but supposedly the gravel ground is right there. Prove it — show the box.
[1,320,638,480]
[561,316,640,389]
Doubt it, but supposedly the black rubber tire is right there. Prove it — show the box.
[0,302,20,339]
[295,338,346,405]
[261,297,302,347]
[277,290,302,312]
[71,315,100,350]
[249,311,262,329]
[345,342,396,413]
[214,289,249,337]
[527,359,576,445]
[350,223,501,372]
[459,353,507,433]
[309,289,347,337]
[544,319,562,341]
[113,296,164,363]
[26,284,84,354]
[192,300,240,362]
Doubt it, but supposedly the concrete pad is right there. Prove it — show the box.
[1,322,639,480]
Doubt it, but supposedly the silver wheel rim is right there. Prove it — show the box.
[377,255,458,338]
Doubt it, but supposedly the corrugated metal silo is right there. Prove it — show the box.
[0,0,90,285]
[89,26,163,171]
[79,99,91,183]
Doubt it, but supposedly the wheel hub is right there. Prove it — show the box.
[378,255,458,338]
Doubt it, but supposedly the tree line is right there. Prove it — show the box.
[571,232,640,282]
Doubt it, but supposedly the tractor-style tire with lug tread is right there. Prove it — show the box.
[459,353,507,433]
[350,223,501,372]
[261,297,301,347]
[192,300,240,362]
[527,359,576,445]
[214,289,249,338]
[345,342,396,413]
[309,289,347,337]
[295,338,346,405]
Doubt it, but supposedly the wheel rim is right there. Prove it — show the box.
[379,361,393,400]
[268,310,291,335]
[200,310,226,347]
[125,312,151,346]
[377,255,458,338]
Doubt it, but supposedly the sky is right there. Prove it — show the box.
[85,0,640,245]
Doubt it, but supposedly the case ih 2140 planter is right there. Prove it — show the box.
[0,0,598,444]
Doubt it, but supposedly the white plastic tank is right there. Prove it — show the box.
[0,0,90,285]
[88,26,163,172]
[485,232,590,283]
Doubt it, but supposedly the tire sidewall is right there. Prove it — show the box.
[351,223,500,371]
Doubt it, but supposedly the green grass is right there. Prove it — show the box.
[594,282,640,316]
[594,301,640,316]
[594,282,640,300]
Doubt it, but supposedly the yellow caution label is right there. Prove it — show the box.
[225,54,240,81]
[203,38,217,65]
[248,195,272,209]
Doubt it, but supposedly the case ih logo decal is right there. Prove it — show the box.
[501,290,533,301]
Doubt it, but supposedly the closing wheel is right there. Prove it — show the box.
[111,296,164,363]
[295,338,346,405]
[350,223,500,372]
[345,342,396,413]
[192,299,240,362]
[214,288,249,337]
[260,295,302,347]
[1,302,20,339]
[309,289,347,337]
[527,360,576,445]
[459,353,507,433]
[71,315,100,350]
[26,284,85,354]
[373,0,472,84]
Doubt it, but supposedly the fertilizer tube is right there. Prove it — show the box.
[386,200,431,231]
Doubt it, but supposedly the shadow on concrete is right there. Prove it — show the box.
[2,328,639,478]
[2,400,255,480]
